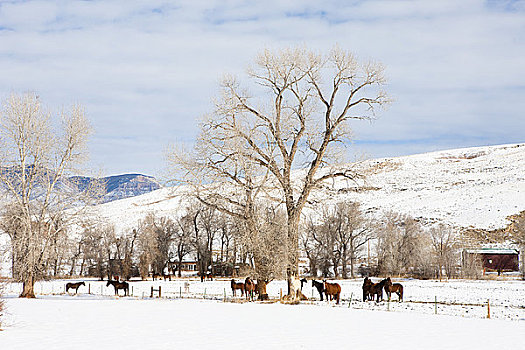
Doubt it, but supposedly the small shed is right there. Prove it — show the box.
[463,248,519,274]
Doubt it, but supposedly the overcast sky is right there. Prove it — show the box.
[0,0,524,177]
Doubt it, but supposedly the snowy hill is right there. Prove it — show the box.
[92,143,525,233]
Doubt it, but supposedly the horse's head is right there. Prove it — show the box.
[81,282,85,286]
[106,280,112,287]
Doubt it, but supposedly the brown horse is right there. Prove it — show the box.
[106,280,129,296]
[384,277,403,302]
[244,277,255,301]
[369,279,388,302]
[66,281,85,294]
[323,281,341,304]
[231,279,245,297]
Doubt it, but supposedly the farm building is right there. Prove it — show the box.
[462,248,519,274]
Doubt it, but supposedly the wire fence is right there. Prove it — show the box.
[3,278,525,321]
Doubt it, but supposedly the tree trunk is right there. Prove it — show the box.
[69,258,76,276]
[350,254,355,279]
[20,275,36,298]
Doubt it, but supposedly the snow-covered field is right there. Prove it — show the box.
[2,277,525,349]
[4,277,525,321]
[2,278,525,350]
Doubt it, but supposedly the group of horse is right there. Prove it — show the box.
[65,280,130,296]
[231,277,343,304]
[231,277,258,301]
[65,276,404,303]
[362,277,403,302]
[305,279,342,304]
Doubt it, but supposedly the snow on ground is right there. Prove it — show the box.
[1,291,523,350]
[3,277,525,323]
[92,143,525,234]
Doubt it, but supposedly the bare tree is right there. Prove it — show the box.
[168,46,390,290]
[429,223,458,280]
[0,93,92,298]
[307,212,340,278]
[332,202,373,278]
[376,212,431,277]
[173,214,193,277]
[137,213,175,278]
[78,221,115,280]
[303,202,372,278]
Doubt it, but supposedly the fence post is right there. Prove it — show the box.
[434,296,438,315]
[150,286,153,298]
[224,288,226,302]
[88,283,91,295]
[487,299,490,319]
[159,286,161,298]
[348,292,353,308]
[280,288,282,300]
[204,288,206,299]
[180,286,182,298]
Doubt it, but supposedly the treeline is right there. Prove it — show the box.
[3,198,482,282]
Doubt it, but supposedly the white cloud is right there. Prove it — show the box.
[0,0,523,175]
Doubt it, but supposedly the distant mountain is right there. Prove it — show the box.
[69,174,161,203]
[0,168,161,204]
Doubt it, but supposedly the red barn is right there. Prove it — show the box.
[463,248,519,274]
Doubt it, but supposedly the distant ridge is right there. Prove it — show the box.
[94,143,525,233]
[69,173,161,203]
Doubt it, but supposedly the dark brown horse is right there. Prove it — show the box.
[244,277,255,301]
[231,279,245,297]
[323,281,341,304]
[369,279,388,302]
[107,280,129,296]
[312,280,325,301]
[362,277,373,301]
[384,277,403,302]
[66,281,85,294]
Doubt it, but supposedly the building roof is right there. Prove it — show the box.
[464,248,519,255]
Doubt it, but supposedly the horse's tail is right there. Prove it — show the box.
[399,285,404,301]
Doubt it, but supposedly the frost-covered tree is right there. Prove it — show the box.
[0,93,93,298]
[429,223,458,280]
[136,213,175,277]
[168,46,389,292]
[376,212,431,277]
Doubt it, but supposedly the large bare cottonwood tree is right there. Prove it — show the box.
[169,46,389,291]
[0,93,92,298]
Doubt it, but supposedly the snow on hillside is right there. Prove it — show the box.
[93,143,525,233]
